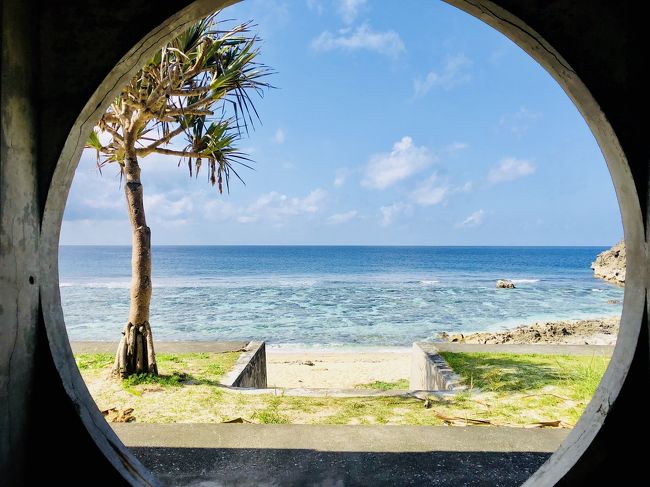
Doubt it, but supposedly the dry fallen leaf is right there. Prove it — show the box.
[102,407,135,423]
[434,411,492,426]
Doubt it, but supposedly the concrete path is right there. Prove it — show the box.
[114,424,567,486]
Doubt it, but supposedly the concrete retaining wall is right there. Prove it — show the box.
[221,341,267,388]
[410,342,466,391]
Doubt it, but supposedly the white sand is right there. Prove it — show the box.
[266,350,411,389]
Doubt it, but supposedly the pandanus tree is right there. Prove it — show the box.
[86,14,270,378]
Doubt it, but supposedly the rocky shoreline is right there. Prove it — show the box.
[440,316,620,345]
[592,240,625,286]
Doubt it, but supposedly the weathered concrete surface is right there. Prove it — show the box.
[131,447,552,487]
[434,343,615,355]
[410,342,466,391]
[114,424,566,486]
[1,1,649,485]
[0,1,43,483]
[71,341,248,354]
[113,423,567,452]
[221,341,267,388]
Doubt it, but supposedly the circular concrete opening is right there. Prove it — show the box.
[40,1,643,485]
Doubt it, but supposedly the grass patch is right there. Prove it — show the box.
[253,397,290,424]
[75,353,114,370]
[78,351,609,427]
[356,379,409,391]
[122,372,187,391]
[440,352,609,397]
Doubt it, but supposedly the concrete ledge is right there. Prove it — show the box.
[220,387,456,398]
[221,341,267,388]
[410,342,466,391]
[116,424,564,486]
[112,423,567,452]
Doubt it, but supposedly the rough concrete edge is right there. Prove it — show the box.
[217,387,458,398]
[220,340,266,388]
[411,342,467,391]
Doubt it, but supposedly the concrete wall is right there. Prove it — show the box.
[410,343,466,391]
[221,341,267,389]
[1,1,649,485]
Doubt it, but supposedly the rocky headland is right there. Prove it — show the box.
[592,240,625,286]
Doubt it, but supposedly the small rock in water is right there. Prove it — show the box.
[607,299,622,305]
[496,279,516,289]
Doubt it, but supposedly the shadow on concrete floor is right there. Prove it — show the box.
[130,447,549,486]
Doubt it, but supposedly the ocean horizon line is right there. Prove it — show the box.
[59,243,614,248]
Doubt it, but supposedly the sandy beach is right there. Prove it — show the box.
[267,350,411,389]
[265,317,619,388]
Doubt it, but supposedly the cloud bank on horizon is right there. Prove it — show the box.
[61,0,621,246]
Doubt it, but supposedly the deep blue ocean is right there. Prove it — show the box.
[59,246,623,347]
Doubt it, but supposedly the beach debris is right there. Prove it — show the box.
[496,279,516,289]
[302,360,315,366]
[222,417,253,424]
[527,420,564,428]
[607,299,622,305]
[423,398,433,409]
[102,407,135,423]
[433,412,492,426]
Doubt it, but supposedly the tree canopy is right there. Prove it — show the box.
[87,14,271,192]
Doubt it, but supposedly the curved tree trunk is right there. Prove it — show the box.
[112,155,158,378]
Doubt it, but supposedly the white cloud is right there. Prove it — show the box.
[499,107,542,137]
[82,195,122,210]
[410,174,449,206]
[362,136,436,190]
[327,210,359,224]
[445,142,468,153]
[236,189,327,225]
[380,202,411,226]
[334,168,351,187]
[457,209,485,228]
[306,0,324,15]
[413,54,472,97]
[337,0,367,23]
[311,24,405,58]
[409,173,472,207]
[203,189,327,226]
[459,181,473,192]
[488,157,536,183]
[273,128,286,144]
[143,193,194,226]
[203,199,237,222]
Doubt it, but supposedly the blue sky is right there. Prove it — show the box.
[61,0,622,246]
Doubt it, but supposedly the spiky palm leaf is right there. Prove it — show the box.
[86,12,271,193]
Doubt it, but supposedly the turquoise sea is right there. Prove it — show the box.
[59,246,623,347]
